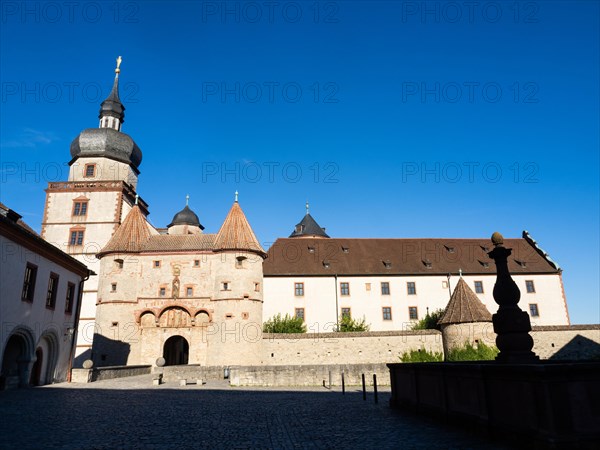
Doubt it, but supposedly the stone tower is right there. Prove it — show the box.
[92,195,267,367]
[41,58,146,364]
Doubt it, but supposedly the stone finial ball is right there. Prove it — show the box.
[156,357,166,367]
[82,359,94,369]
[491,232,504,245]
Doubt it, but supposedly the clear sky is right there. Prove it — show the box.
[1,1,598,324]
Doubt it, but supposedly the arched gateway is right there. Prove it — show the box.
[163,336,189,366]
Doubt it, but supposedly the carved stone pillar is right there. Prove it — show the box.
[488,232,539,363]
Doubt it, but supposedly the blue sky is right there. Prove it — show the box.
[1,1,598,324]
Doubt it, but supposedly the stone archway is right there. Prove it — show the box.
[30,348,44,386]
[31,333,59,386]
[163,336,189,366]
[1,330,34,389]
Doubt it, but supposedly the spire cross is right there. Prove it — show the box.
[134,194,139,205]
[459,268,463,277]
[115,56,122,75]
[235,191,239,202]
[306,201,309,215]
[186,194,189,206]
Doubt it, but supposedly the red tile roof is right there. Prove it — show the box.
[263,237,559,276]
[99,205,152,255]
[214,202,265,256]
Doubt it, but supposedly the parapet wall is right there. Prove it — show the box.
[531,325,600,360]
[230,363,389,386]
[261,330,443,365]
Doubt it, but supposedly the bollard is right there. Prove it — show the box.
[362,373,366,401]
[373,374,378,404]
[342,372,345,395]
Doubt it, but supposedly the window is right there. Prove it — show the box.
[525,280,536,293]
[294,282,304,296]
[69,229,84,246]
[114,259,124,269]
[242,312,249,320]
[341,307,351,318]
[382,307,392,321]
[236,256,246,268]
[407,282,416,295]
[222,282,230,291]
[65,282,75,313]
[186,287,193,297]
[21,263,38,302]
[46,273,59,308]
[254,282,260,292]
[159,287,166,297]
[84,164,95,177]
[365,283,371,291]
[111,283,117,292]
[72,201,88,216]
[381,282,390,295]
[194,259,200,267]
[529,304,540,317]
[153,260,161,268]
[474,281,484,294]
[295,308,305,321]
[340,282,350,296]
[408,306,418,320]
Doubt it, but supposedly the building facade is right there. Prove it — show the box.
[41,60,147,364]
[92,198,267,367]
[0,203,90,389]
[262,213,570,332]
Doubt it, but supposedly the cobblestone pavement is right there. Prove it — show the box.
[0,375,511,449]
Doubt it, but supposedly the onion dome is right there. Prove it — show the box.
[69,56,142,170]
[168,198,204,230]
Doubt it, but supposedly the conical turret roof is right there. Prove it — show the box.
[438,277,493,325]
[98,205,151,256]
[214,201,265,256]
[289,213,329,238]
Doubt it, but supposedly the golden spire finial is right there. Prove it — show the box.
[115,56,123,75]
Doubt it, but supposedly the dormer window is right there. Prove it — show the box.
[383,260,392,269]
[478,260,490,268]
[322,260,330,269]
[296,224,305,233]
[308,246,315,253]
[445,245,455,253]
[480,245,490,252]
[515,259,527,268]
[341,246,349,253]
[422,259,432,269]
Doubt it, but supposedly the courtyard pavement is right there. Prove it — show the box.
[0,375,511,449]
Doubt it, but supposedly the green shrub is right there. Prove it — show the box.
[262,313,306,333]
[399,348,444,362]
[411,308,445,331]
[446,342,499,361]
[337,315,370,332]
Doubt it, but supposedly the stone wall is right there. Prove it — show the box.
[261,330,443,365]
[230,363,389,386]
[71,365,151,383]
[531,325,600,360]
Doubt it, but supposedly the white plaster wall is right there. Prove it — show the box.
[263,273,569,332]
[0,235,83,383]
[69,157,138,189]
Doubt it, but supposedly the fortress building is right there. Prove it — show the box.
[34,59,569,369]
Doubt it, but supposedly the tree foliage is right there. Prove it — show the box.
[446,342,499,361]
[262,313,306,333]
[399,348,444,362]
[337,315,370,332]
[411,308,445,331]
